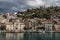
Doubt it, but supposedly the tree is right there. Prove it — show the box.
[0,25,6,30]
[3,15,7,19]
[43,14,50,19]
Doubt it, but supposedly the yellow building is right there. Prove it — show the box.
[6,22,25,32]
[6,23,14,31]
[54,24,60,31]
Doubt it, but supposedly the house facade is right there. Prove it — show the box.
[6,22,25,32]
[54,24,60,31]
[44,20,53,31]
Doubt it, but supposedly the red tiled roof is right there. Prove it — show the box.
[42,19,53,24]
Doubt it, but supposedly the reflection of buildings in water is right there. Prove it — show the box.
[6,33,14,39]
[45,33,53,40]
[6,33,24,40]
[0,33,60,40]
[23,33,41,40]
[0,33,6,40]
[54,33,60,40]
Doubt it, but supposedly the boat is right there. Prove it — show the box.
[42,31,45,34]
[38,30,45,33]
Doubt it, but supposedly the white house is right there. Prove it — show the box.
[44,20,53,31]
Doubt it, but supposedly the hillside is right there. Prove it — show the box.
[16,6,60,19]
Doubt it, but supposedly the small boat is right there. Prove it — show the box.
[42,31,45,34]
[37,30,43,32]
[38,30,45,33]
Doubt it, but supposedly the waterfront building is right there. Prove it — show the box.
[54,24,60,31]
[6,19,25,32]
[6,22,25,32]
[44,20,53,31]
[6,22,14,31]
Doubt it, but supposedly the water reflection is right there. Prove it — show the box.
[6,33,24,40]
[0,32,60,40]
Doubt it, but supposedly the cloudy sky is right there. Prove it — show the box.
[0,0,60,12]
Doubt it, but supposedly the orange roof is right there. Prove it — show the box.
[42,19,53,24]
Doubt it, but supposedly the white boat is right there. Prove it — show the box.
[38,30,45,33]
[42,31,45,34]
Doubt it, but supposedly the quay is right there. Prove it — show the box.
[0,30,60,33]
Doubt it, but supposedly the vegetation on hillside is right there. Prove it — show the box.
[17,6,60,19]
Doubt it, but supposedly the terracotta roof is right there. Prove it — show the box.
[42,19,53,24]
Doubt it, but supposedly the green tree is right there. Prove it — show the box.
[43,14,50,19]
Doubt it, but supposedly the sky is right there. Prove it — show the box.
[0,0,60,12]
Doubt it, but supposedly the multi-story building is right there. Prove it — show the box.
[43,20,53,31]
[54,24,60,31]
[6,18,25,32]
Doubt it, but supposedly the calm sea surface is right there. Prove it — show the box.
[0,32,60,40]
